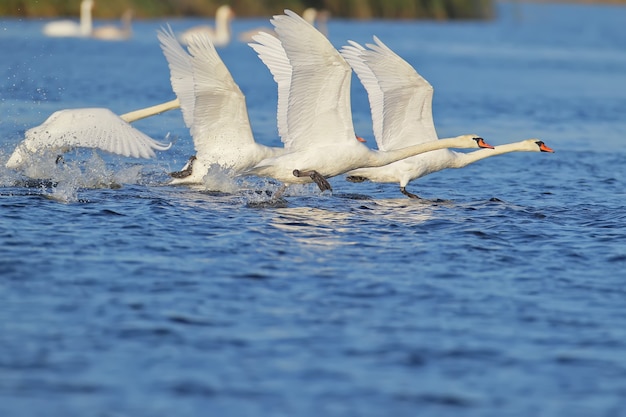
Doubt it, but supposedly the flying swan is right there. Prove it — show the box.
[340,37,554,198]
[244,10,493,195]
[5,102,176,170]
[158,26,285,185]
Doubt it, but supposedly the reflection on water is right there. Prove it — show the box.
[269,199,437,248]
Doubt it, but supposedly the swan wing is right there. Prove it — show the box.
[340,41,384,149]
[19,108,170,158]
[158,26,195,128]
[351,36,438,151]
[270,10,356,150]
[158,27,255,159]
[248,31,291,143]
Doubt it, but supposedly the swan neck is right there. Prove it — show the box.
[80,0,93,36]
[452,142,528,167]
[371,138,458,167]
[120,98,181,123]
[216,13,231,37]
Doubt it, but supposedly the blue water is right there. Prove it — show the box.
[2,2,626,416]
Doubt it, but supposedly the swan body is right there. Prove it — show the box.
[43,0,93,37]
[158,27,283,185]
[347,140,554,196]
[341,37,552,198]
[245,10,491,191]
[179,5,234,47]
[6,108,171,170]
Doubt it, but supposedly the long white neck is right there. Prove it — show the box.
[120,99,180,123]
[367,137,479,168]
[79,0,93,36]
[215,11,231,41]
[449,141,533,168]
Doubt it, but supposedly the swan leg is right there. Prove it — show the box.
[293,169,332,192]
[400,186,421,199]
[169,155,197,178]
[346,175,368,183]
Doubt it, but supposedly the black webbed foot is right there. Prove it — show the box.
[400,186,421,199]
[293,169,332,192]
[169,155,197,179]
[346,175,368,183]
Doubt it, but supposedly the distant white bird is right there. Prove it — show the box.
[6,105,174,170]
[341,37,554,198]
[42,0,94,37]
[92,9,133,41]
[179,5,234,47]
[158,26,284,184]
[245,10,492,194]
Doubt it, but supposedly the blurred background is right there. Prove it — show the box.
[1,0,497,20]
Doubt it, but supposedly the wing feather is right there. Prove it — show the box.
[345,36,438,151]
[158,27,256,160]
[248,32,291,144]
[158,26,195,128]
[340,41,384,148]
[269,10,356,150]
[17,108,170,160]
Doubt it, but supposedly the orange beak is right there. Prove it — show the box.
[356,135,366,143]
[539,142,554,153]
[477,138,494,149]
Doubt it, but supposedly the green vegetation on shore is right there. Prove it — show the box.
[0,0,494,20]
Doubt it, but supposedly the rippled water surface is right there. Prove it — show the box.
[1,3,626,416]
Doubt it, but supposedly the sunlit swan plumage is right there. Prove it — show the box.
[245,10,492,193]
[158,27,283,185]
[341,37,553,198]
[42,0,93,37]
[179,5,234,47]
[238,7,329,42]
[6,108,172,170]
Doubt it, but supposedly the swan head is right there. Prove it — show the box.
[457,135,494,149]
[216,5,235,21]
[530,139,554,153]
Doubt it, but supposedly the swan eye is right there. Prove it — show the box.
[535,141,555,153]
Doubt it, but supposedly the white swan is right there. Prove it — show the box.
[341,37,554,198]
[42,0,93,37]
[6,104,174,170]
[179,5,234,47]
[158,27,284,184]
[244,10,492,194]
[92,9,133,41]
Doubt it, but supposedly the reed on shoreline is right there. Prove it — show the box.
[0,0,494,20]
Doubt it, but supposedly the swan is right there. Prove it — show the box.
[42,0,93,37]
[179,5,234,47]
[158,27,284,185]
[92,9,133,41]
[244,10,493,194]
[5,103,175,170]
[341,37,554,198]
